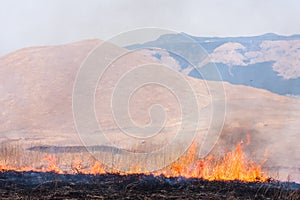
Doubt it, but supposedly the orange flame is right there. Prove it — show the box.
[90,161,106,175]
[42,155,63,174]
[0,136,268,182]
[158,135,267,182]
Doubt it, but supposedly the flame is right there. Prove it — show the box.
[160,141,267,182]
[42,155,63,174]
[0,136,268,182]
[90,161,106,175]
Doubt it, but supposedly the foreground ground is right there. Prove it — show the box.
[0,171,299,199]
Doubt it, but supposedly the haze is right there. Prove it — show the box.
[1,0,300,56]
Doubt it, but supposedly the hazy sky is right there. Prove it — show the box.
[1,0,300,56]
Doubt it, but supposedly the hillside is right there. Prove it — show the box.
[0,39,299,180]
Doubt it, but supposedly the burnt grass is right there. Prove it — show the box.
[0,171,299,200]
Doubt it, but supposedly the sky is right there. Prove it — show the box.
[1,0,300,56]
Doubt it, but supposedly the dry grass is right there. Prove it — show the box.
[0,142,299,199]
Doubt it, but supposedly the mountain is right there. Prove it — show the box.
[0,39,300,178]
[128,33,300,96]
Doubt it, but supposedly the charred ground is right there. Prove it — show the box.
[0,171,299,200]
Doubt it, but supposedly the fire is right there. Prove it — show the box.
[90,161,106,175]
[0,136,268,182]
[42,155,63,174]
[160,141,267,182]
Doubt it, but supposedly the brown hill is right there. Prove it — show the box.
[0,40,299,180]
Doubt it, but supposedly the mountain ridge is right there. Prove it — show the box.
[128,33,300,96]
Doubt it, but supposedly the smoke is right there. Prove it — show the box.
[1,0,300,56]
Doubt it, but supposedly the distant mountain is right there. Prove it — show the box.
[128,33,300,96]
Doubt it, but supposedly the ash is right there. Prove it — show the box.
[0,171,299,199]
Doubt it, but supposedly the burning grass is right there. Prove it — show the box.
[1,136,299,199]
[0,137,268,182]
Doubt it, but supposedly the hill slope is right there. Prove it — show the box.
[0,40,299,180]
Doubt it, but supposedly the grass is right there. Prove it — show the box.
[0,141,299,199]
